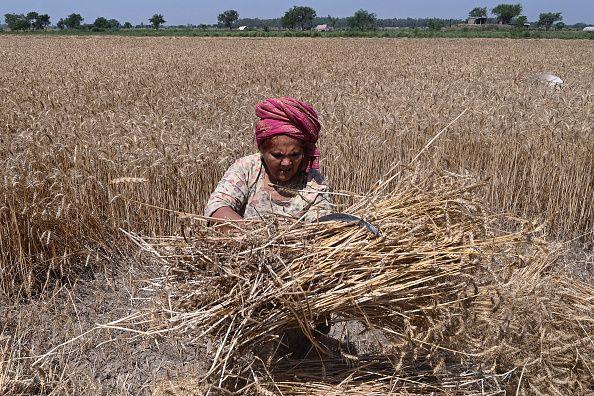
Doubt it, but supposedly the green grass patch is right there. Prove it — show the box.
[2,28,593,40]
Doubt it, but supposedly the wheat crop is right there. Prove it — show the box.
[2,36,592,297]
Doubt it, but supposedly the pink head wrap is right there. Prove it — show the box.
[255,97,321,171]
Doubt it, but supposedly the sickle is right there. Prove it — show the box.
[318,213,381,237]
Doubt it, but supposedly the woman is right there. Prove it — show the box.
[205,97,332,357]
[204,97,332,226]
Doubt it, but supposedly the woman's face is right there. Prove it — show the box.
[260,135,305,184]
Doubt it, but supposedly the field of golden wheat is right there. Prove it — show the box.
[0,36,593,394]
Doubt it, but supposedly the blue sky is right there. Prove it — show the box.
[2,1,592,25]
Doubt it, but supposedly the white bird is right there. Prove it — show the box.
[536,73,563,86]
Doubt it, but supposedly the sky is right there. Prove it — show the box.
[2,0,592,25]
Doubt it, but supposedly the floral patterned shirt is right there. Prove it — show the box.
[204,154,332,222]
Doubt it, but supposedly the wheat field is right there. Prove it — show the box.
[0,36,593,393]
[1,36,592,296]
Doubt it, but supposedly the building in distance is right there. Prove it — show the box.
[467,17,487,25]
[314,24,333,32]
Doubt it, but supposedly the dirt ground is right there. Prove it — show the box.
[0,255,208,395]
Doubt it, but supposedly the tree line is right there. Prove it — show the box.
[2,8,380,31]
[2,4,587,32]
[4,12,50,30]
[2,12,168,31]
[469,4,565,30]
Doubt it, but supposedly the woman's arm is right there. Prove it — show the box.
[210,206,244,232]
[204,156,257,231]
[211,206,243,221]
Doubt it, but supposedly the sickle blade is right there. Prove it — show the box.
[318,213,381,237]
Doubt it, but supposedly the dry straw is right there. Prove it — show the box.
[135,167,593,395]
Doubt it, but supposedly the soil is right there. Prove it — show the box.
[0,256,207,395]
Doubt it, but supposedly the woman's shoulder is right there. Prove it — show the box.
[226,153,263,179]
[233,153,262,169]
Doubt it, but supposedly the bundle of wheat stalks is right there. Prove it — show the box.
[136,169,593,395]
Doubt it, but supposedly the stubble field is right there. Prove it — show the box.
[0,36,593,394]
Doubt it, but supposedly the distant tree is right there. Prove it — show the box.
[198,24,208,30]
[122,21,133,29]
[514,15,528,28]
[282,6,316,30]
[107,19,121,29]
[36,14,51,29]
[64,13,84,29]
[347,9,377,30]
[326,14,338,28]
[149,14,165,29]
[26,12,39,24]
[57,18,65,30]
[93,17,110,29]
[218,9,239,29]
[537,12,562,30]
[554,21,565,30]
[492,4,522,24]
[26,12,50,30]
[469,7,487,18]
[427,18,446,30]
[4,13,31,30]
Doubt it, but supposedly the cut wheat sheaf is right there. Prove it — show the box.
[131,168,594,395]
